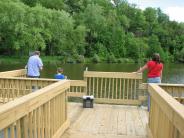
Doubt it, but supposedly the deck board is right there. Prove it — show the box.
[62,103,148,138]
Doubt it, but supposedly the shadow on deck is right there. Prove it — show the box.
[62,103,148,138]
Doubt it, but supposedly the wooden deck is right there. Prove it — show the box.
[1,69,184,137]
[62,103,148,138]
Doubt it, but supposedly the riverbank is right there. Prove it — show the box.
[0,56,140,64]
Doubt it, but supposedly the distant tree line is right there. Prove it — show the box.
[0,0,184,63]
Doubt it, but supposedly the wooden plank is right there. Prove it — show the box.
[52,119,70,138]
[127,79,129,99]
[97,78,99,98]
[95,98,141,105]
[130,80,133,99]
[70,80,87,87]
[126,109,136,135]
[134,80,137,99]
[0,77,58,82]
[37,107,41,138]
[33,110,37,138]
[115,78,118,99]
[159,83,184,87]
[67,92,84,97]
[93,78,95,96]
[98,106,113,134]
[10,124,15,138]
[100,78,103,98]
[108,78,111,99]
[132,108,146,136]
[112,78,114,99]
[139,83,148,90]
[119,79,122,99]
[139,96,147,101]
[4,127,8,138]
[48,101,51,138]
[29,111,33,138]
[123,79,125,99]
[16,120,21,138]
[146,124,153,138]
[24,115,29,138]
[71,109,92,131]
[88,78,91,95]
[0,69,26,77]
[104,78,107,98]
[117,109,127,135]
[107,107,118,134]
[84,71,142,79]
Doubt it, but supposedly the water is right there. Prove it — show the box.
[0,63,184,84]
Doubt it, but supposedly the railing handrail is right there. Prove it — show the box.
[0,69,26,77]
[70,80,87,86]
[159,83,184,87]
[148,83,184,136]
[139,83,184,89]
[0,76,58,82]
[0,80,70,130]
[84,71,142,79]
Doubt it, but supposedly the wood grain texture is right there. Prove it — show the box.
[62,102,148,138]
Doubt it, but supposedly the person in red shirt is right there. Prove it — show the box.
[136,53,163,111]
[137,53,163,83]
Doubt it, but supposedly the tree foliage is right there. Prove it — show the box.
[0,0,184,63]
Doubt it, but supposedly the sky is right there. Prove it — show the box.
[127,0,184,23]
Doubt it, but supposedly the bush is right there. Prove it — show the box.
[117,58,135,63]
[66,57,76,63]
[75,55,85,63]
[106,54,117,63]
[92,54,101,63]
[117,58,125,63]
[175,48,184,63]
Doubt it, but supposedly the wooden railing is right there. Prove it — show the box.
[0,69,87,104]
[0,77,57,104]
[136,83,184,104]
[0,80,70,138]
[0,69,26,77]
[68,80,87,97]
[148,84,184,138]
[83,71,143,105]
[159,84,184,104]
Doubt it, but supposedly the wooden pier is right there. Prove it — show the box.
[63,103,148,138]
[0,69,184,138]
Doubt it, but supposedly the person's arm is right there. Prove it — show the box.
[38,58,43,70]
[136,64,148,73]
[160,70,163,81]
[160,65,163,81]
[38,64,43,70]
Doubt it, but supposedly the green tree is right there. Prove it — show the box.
[147,35,165,61]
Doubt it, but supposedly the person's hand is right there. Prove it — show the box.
[136,72,142,74]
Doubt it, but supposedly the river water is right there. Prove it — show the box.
[0,63,184,84]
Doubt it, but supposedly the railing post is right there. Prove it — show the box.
[84,71,87,95]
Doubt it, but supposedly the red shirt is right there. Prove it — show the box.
[147,61,163,78]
